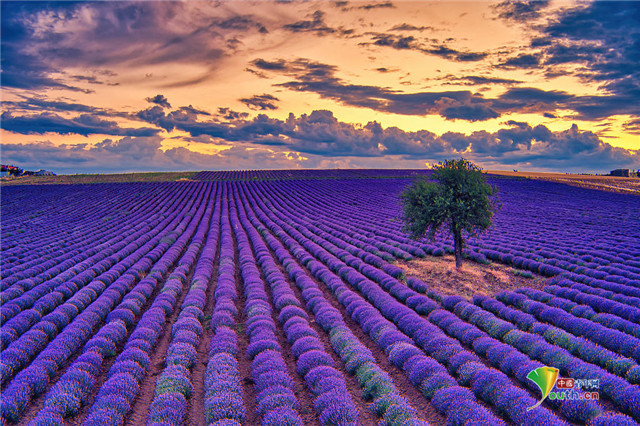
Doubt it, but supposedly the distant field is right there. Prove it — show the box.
[488,170,640,195]
[4,169,639,196]
[0,171,197,186]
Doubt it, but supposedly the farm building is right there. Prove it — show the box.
[34,169,56,176]
[610,168,631,177]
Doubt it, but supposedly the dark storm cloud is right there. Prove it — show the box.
[251,58,288,71]
[240,94,280,110]
[623,118,640,135]
[284,10,334,34]
[493,1,550,22]
[0,2,89,91]
[213,15,268,33]
[1,111,160,137]
[542,2,639,84]
[489,2,640,121]
[455,52,489,62]
[146,95,172,109]
[70,74,118,86]
[218,108,250,121]
[530,2,639,118]
[370,34,416,50]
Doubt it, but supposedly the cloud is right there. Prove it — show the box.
[217,107,249,120]
[131,104,638,172]
[3,96,107,114]
[240,94,280,110]
[252,57,499,119]
[389,24,432,32]
[146,95,172,109]
[493,1,550,22]
[623,118,640,135]
[252,56,640,122]
[1,137,311,174]
[501,53,541,68]
[442,75,522,86]
[440,105,500,122]
[358,2,394,10]
[361,33,488,62]
[283,10,353,36]
[1,111,160,137]
[525,2,640,119]
[251,58,288,70]
[1,2,272,90]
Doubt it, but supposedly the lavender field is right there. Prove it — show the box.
[1,170,639,426]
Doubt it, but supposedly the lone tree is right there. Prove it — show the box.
[401,158,499,269]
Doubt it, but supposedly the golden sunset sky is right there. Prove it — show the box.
[1,1,639,173]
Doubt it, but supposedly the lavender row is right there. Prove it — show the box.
[425,295,613,424]
[251,181,636,426]
[1,183,174,281]
[204,188,246,426]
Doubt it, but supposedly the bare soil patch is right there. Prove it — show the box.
[488,170,640,195]
[397,255,547,300]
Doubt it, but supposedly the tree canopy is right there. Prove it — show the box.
[401,158,499,268]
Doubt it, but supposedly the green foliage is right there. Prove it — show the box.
[401,158,499,267]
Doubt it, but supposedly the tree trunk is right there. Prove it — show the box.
[453,223,463,269]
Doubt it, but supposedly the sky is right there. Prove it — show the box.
[1,0,639,174]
